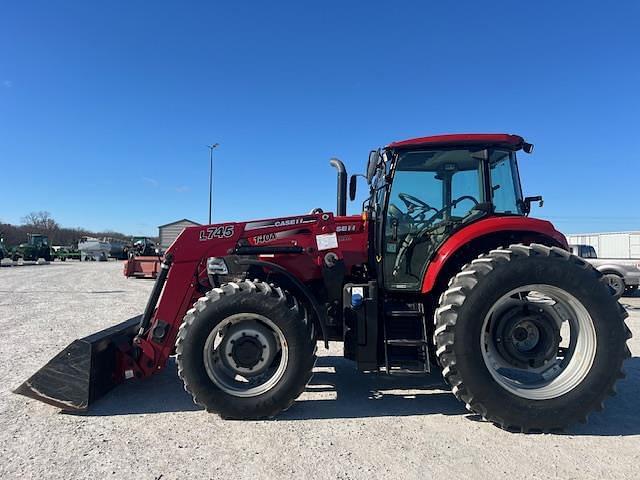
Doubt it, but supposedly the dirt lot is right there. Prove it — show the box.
[0,262,639,479]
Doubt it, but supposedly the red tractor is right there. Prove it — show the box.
[17,134,631,432]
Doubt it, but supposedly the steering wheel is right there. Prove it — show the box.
[451,195,479,210]
[398,193,436,221]
[391,194,480,278]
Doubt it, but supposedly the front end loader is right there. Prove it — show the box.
[16,133,631,432]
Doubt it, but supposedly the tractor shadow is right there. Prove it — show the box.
[87,356,640,436]
[280,355,465,420]
[564,356,640,436]
[88,358,203,416]
[88,356,463,419]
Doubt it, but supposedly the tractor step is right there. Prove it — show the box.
[382,299,430,375]
[385,339,426,346]
[386,310,423,318]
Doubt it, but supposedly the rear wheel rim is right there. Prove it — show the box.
[481,284,597,400]
[203,313,289,398]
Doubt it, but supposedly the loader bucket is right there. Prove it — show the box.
[14,315,141,412]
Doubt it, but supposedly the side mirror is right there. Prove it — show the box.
[522,195,544,214]
[366,150,380,183]
[349,175,357,201]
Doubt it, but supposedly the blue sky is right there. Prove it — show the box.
[1,1,639,236]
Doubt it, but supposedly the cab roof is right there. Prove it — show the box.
[388,133,526,150]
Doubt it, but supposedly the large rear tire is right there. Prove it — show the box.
[176,280,316,419]
[435,244,631,432]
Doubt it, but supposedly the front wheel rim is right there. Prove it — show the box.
[481,284,597,400]
[203,313,289,398]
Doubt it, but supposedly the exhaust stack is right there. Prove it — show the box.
[329,158,347,216]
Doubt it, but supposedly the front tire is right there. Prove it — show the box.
[176,280,316,419]
[435,244,631,432]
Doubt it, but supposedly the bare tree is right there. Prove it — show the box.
[21,212,60,243]
[21,211,59,231]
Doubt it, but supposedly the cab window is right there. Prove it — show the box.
[490,151,524,215]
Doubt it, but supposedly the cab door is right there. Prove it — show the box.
[383,150,484,291]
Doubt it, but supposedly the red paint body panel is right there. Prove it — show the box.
[420,216,568,293]
[388,133,525,150]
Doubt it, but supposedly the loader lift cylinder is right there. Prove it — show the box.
[137,253,173,335]
[330,158,347,216]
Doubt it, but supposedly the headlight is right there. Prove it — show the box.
[207,257,228,275]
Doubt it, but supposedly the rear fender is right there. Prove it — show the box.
[421,217,568,294]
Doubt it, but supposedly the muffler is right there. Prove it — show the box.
[14,316,140,412]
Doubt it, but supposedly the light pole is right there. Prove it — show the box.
[207,143,219,224]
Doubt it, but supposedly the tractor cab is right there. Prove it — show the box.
[28,234,49,248]
[365,134,535,291]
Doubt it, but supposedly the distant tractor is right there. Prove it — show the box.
[17,134,632,432]
[123,236,161,279]
[129,236,157,257]
[11,234,52,261]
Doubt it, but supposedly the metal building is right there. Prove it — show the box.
[158,219,201,249]
[565,231,640,259]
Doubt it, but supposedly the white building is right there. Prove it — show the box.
[565,231,640,259]
[158,219,201,249]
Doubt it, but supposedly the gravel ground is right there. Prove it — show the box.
[1,261,639,479]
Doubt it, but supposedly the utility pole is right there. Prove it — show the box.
[207,143,219,224]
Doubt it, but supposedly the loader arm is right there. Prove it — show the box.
[118,212,358,383]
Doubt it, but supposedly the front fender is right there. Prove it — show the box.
[221,256,329,348]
